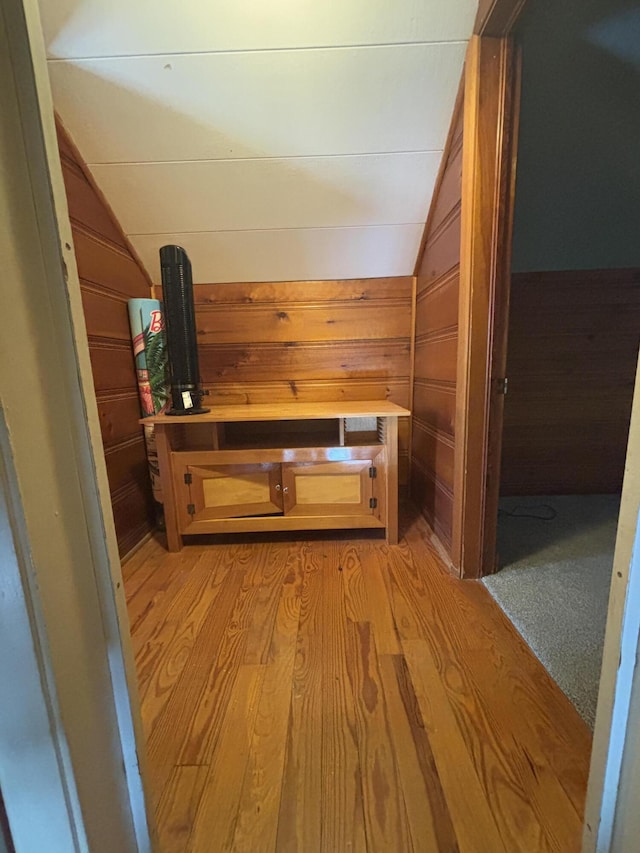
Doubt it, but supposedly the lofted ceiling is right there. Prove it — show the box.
[40,0,475,284]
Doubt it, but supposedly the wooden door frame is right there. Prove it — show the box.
[456,4,640,847]
[1,0,154,848]
[451,0,526,579]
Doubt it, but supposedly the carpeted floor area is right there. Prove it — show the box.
[483,494,620,728]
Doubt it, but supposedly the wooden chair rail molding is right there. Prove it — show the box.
[144,401,410,551]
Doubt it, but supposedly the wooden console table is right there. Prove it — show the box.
[142,401,410,551]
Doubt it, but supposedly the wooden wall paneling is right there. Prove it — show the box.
[192,277,413,485]
[111,481,156,558]
[413,334,458,385]
[500,433,629,495]
[410,461,454,548]
[452,35,520,578]
[57,121,156,556]
[97,392,148,448]
[80,287,134,341]
[415,269,460,335]
[104,437,150,494]
[501,269,640,495]
[416,211,462,290]
[411,421,455,488]
[426,146,463,239]
[199,340,410,384]
[61,159,129,250]
[88,341,139,395]
[195,300,410,345]
[407,275,418,502]
[194,278,413,305]
[73,230,150,297]
[413,381,456,437]
[202,379,410,407]
[507,269,640,334]
[414,80,465,276]
[410,74,465,552]
[56,116,154,290]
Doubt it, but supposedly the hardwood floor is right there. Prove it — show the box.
[123,508,591,852]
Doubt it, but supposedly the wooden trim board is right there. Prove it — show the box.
[452,35,521,578]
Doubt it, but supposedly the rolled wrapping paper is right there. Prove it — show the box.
[127,298,170,503]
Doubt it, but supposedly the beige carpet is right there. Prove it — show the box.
[483,494,620,728]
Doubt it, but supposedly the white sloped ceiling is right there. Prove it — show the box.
[40,0,475,284]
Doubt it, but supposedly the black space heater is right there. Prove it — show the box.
[160,245,210,415]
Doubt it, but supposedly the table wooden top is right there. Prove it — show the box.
[141,400,411,425]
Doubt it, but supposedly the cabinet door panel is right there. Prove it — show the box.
[282,456,379,518]
[295,473,363,505]
[184,462,283,526]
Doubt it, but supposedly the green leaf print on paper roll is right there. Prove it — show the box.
[128,298,169,504]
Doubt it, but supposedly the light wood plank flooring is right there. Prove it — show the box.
[123,509,591,852]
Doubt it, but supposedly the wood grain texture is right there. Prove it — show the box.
[276,545,324,852]
[231,552,302,852]
[201,340,410,383]
[155,766,209,853]
[416,211,462,287]
[411,419,455,489]
[73,229,149,297]
[413,333,458,384]
[135,551,231,736]
[415,269,460,334]
[345,619,411,850]
[427,143,463,240]
[501,269,640,495]
[195,301,410,345]
[410,461,454,548]
[152,409,403,548]
[413,380,456,437]
[189,664,266,853]
[88,340,138,394]
[80,286,133,341]
[125,508,591,851]
[320,543,368,851]
[202,379,410,407]
[104,436,148,493]
[380,654,457,851]
[57,120,154,556]
[194,278,412,305]
[453,35,521,578]
[188,278,412,484]
[144,401,410,425]
[411,76,464,558]
[111,481,155,561]
[414,79,464,279]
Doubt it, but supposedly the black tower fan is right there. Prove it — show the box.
[160,245,209,415]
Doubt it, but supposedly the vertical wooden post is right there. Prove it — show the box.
[385,416,399,545]
[452,35,520,578]
[154,423,182,552]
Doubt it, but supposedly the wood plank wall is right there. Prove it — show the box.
[191,278,413,486]
[501,268,640,495]
[411,85,464,548]
[56,123,156,556]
